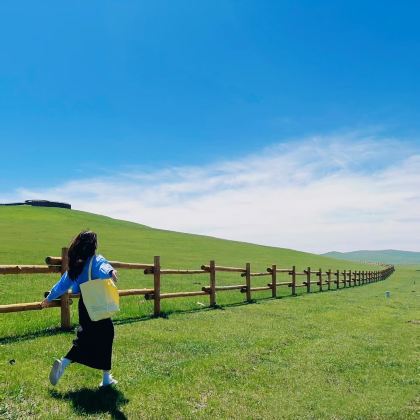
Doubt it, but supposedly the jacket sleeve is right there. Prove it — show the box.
[46,271,73,301]
[97,255,115,279]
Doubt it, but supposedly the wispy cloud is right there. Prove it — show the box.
[4,134,420,253]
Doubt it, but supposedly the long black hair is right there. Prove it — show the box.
[67,230,97,280]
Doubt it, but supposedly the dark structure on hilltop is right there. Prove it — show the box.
[0,200,71,209]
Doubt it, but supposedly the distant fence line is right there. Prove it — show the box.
[0,247,395,329]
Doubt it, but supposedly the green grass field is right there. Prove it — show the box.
[0,206,418,419]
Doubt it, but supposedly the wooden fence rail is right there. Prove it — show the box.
[0,248,395,329]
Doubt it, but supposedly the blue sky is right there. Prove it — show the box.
[1,1,420,251]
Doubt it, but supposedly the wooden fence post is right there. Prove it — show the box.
[343,270,347,288]
[245,262,251,302]
[358,271,361,286]
[60,247,71,330]
[306,266,311,293]
[153,256,161,316]
[291,265,296,296]
[336,270,340,289]
[209,260,216,307]
[271,264,277,298]
[348,270,352,287]
[318,268,323,292]
[327,269,332,291]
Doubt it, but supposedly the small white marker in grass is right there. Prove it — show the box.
[196,302,205,307]
[385,291,390,298]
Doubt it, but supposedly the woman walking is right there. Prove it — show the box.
[41,230,118,387]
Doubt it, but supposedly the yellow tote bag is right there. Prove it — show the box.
[80,256,120,321]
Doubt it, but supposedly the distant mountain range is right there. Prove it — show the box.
[321,250,420,265]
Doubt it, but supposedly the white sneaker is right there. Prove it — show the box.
[99,374,118,387]
[49,359,65,386]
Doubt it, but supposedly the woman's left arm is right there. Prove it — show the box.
[97,256,118,282]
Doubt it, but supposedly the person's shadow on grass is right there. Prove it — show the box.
[50,386,129,419]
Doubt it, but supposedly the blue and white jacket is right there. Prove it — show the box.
[46,254,114,301]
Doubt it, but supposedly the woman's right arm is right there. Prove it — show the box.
[43,272,73,303]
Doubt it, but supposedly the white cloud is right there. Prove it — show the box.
[4,134,420,253]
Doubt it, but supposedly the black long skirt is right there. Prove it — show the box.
[65,296,114,370]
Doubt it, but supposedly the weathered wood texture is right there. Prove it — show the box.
[271,264,277,298]
[245,263,251,302]
[153,256,161,317]
[202,285,245,291]
[291,265,297,296]
[209,260,216,307]
[266,267,293,273]
[241,271,271,277]
[201,265,246,273]
[0,265,61,274]
[241,286,272,293]
[46,256,153,270]
[0,300,65,313]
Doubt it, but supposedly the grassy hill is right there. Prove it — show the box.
[322,249,420,265]
[0,205,381,268]
[0,206,418,418]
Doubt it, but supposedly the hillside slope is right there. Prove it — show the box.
[322,249,420,265]
[0,205,380,271]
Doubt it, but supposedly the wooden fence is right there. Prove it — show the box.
[0,247,395,329]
